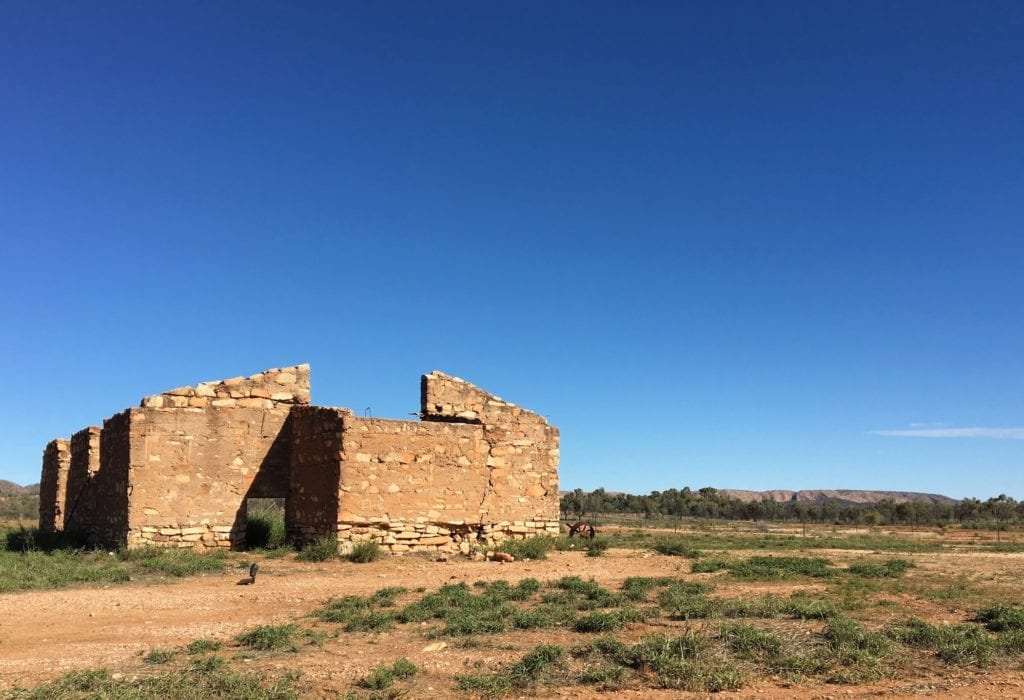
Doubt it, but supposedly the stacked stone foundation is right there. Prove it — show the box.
[290,518,562,555]
[128,523,242,549]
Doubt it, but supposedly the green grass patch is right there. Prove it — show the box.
[719,622,782,660]
[359,658,418,690]
[621,576,674,601]
[846,558,913,578]
[116,547,227,577]
[975,603,1024,631]
[728,555,835,580]
[0,549,132,592]
[186,638,222,654]
[246,511,287,550]
[819,618,892,683]
[143,648,175,664]
[347,540,382,563]
[457,644,566,695]
[651,536,701,558]
[314,588,406,632]
[9,659,299,699]
[234,624,301,652]
[295,536,338,562]
[499,536,555,560]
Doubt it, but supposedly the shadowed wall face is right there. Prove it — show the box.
[62,426,102,541]
[127,405,293,548]
[288,406,344,543]
[126,365,310,549]
[38,438,70,532]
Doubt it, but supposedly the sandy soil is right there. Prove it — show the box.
[3,543,1024,698]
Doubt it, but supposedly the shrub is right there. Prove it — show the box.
[4,527,86,552]
[847,558,913,578]
[719,623,782,660]
[234,624,300,652]
[246,511,287,550]
[690,557,730,573]
[819,618,892,682]
[578,663,627,686]
[144,648,175,664]
[499,536,555,560]
[935,625,995,666]
[296,537,338,562]
[186,638,222,654]
[621,576,674,601]
[347,540,381,563]
[360,658,418,690]
[975,603,1024,631]
[652,537,701,558]
[585,538,610,557]
[574,612,625,633]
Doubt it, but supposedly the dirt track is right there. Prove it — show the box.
[3,548,1024,697]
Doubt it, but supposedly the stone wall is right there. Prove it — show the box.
[141,365,310,409]
[421,371,560,522]
[38,364,559,554]
[125,365,309,549]
[38,438,70,532]
[287,406,345,543]
[93,411,131,547]
[288,372,560,554]
[62,426,101,540]
[126,405,293,548]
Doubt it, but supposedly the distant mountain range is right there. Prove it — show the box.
[3,479,956,506]
[0,481,39,497]
[718,489,958,505]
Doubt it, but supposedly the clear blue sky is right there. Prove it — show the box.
[2,2,1022,499]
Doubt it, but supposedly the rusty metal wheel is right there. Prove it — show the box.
[568,521,597,539]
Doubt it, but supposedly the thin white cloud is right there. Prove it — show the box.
[872,427,1024,440]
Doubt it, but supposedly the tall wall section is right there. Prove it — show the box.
[38,438,71,532]
[287,406,345,543]
[421,371,560,522]
[126,365,309,549]
[290,372,560,554]
[62,426,102,542]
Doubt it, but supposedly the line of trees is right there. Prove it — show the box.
[560,487,1024,531]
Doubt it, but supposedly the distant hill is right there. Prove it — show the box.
[0,481,39,497]
[718,489,958,506]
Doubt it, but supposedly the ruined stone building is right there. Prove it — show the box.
[38,366,560,553]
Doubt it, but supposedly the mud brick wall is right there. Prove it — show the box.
[421,371,560,522]
[38,438,71,532]
[287,406,345,543]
